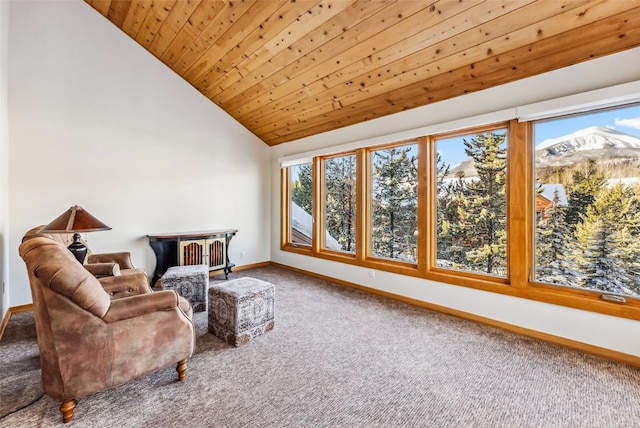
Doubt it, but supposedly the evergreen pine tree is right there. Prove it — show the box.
[371,146,418,261]
[436,152,451,259]
[456,132,508,275]
[574,183,639,295]
[535,188,579,286]
[576,214,630,294]
[325,155,357,252]
[436,153,468,268]
[619,184,640,295]
[291,163,313,214]
[565,159,605,228]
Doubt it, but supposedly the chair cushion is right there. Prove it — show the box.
[19,237,111,319]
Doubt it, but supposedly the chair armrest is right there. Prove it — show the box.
[85,262,121,278]
[87,252,136,269]
[99,272,151,299]
[103,290,181,323]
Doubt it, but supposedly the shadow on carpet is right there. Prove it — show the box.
[0,311,43,419]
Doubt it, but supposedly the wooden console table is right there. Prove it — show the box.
[147,229,237,287]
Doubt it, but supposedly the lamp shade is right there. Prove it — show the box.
[41,205,112,233]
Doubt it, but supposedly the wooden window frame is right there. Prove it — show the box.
[280,119,640,321]
[281,164,314,256]
[316,151,359,261]
[365,139,421,269]
[426,122,510,285]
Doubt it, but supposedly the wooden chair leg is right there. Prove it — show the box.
[60,398,77,423]
[176,359,187,381]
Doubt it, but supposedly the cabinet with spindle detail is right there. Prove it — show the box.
[147,229,237,287]
[179,238,226,270]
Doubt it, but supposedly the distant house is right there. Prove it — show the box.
[291,202,342,250]
[536,184,568,219]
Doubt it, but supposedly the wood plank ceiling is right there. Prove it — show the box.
[84,0,640,146]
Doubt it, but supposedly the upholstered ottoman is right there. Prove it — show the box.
[161,265,208,312]
[208,277,275,346]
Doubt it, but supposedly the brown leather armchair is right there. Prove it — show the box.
[19,236,195,423]
[23,225,146,278]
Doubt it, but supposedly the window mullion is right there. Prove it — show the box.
[280,167,289,249]
[312,157,323,253]
[508,119,532,288]
[357,149,369,262]
[418,137,430,274]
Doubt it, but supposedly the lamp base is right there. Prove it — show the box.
[67,233,87,264]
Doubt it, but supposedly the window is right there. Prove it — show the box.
[280,109,640,320]
[435,128,508,278]
[370,143,418,263]
[323,154,357,253]
[533,104,640,298]
[288,162,313,247]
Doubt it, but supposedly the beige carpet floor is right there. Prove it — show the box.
[1,265,639,427]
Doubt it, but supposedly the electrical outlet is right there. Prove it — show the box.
[369,269,375,278]
[240,251,246,259]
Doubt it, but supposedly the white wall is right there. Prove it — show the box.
[7,1,270,307]
[270,48,640,356]
[0,0,9,318]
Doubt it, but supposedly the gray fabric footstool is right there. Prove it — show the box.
[161,265,209,312]
[208,277,275,346]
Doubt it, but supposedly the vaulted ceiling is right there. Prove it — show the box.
[84,0,640,146]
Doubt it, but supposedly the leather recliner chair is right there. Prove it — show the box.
[19,236,195,423]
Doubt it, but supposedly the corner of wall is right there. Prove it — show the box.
[0,0,11,319]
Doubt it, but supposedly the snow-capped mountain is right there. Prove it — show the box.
[537,126,640,152]
[535,126,640,167]
[444,126,640,179]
